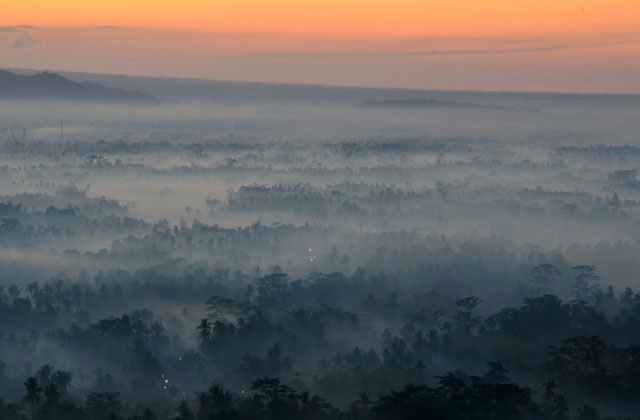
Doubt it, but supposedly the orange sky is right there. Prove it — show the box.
[3,0,640,37]
[2,1,640,92]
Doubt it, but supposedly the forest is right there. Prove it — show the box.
[1,75,640,419]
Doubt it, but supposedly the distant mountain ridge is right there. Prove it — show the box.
[5,67,640,106]
[0,69,156,102]
[360,97,512,110]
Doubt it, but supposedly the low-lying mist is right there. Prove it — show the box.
[2,79,640,419]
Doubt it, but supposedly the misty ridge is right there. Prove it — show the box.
[0,69,155,103]
[1,69,640,420]
[359,98,515,111]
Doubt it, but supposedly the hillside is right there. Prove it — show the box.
[0,69,155,102]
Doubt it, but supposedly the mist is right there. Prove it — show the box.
[1,70,640,419]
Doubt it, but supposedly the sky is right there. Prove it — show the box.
[2,0,640,92]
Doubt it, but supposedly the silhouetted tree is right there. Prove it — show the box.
[196,319,212,344]
[572,266,601,301]
[175,400,195,420]
[530,264,561,294]
[23,377,42,417]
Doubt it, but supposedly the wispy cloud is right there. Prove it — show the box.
[12,31,40,48]
[236,36,640,59]
[1,25,40,31]
[262,45,567,59]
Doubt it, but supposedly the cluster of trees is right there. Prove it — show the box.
[2,263,640,418]
[2,356,637,419]
[223,180,634,223]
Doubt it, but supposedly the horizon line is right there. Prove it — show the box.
[5,67,640,97]
[5,66,640,98]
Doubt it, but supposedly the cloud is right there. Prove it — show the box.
[249,37,640,59]
[95,25,125,29]
[1,25,40,32]
[263,45,566,59]
[12,31,40,48]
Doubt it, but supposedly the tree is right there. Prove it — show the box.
[23,377,42,416]
[572,266,600,301]
[256,273,289,307]
[142,408,157,420]
[50,370,72,395]
[174,401,194,420]
[453,296,481,335]
[530,264,561,294]
[484,361,510,384]
[196,384,235,420]
[42,384,60,407]
[251,377,298,419]
[196,319,212,344]
[85,392,121,420]
[547,336,607,378]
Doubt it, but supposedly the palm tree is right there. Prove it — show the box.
[196,319,212,344]
[23,377,42,417]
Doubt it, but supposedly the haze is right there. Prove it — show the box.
[2,2,640,420]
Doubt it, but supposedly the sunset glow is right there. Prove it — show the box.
[4,0,640,37]
[2,0,640,91]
